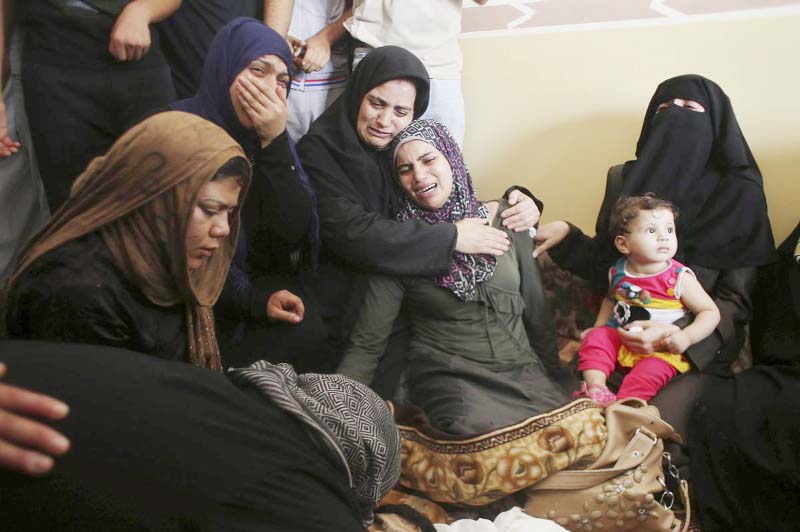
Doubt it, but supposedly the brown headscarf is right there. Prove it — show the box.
[8,111,250,370]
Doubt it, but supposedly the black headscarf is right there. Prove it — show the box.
[297,46,430,218]
[597,74,775,270]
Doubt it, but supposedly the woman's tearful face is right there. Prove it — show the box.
[185,176,241,270]
[395,140,453,211]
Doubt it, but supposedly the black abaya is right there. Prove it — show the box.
[689,366,800,532]
[297,46,454,349]
[0,340,364,532]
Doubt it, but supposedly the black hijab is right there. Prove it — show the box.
[597,74,775,270]
[297,46,430,217]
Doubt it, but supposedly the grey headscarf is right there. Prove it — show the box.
[228,361,400,525]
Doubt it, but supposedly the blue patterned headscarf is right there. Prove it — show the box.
[392,120,497,301]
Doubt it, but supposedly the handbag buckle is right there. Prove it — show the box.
[634,426,658,445]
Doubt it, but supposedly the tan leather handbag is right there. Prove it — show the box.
[525,399,690,532]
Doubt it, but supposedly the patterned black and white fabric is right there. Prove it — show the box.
[393,119,497,302]
[228,361,400,524]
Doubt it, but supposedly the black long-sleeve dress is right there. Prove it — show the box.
[688,222,800,532]
[6,232,188,360]
[295,47,452,392]
[216,132,312,327]
[215,133,337,372]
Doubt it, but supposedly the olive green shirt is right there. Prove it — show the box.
[337,212,558,385]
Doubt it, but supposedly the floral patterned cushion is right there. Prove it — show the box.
[393,399,606,506]
[538,252,601,366]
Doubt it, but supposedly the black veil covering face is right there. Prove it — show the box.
[594,74,775,273]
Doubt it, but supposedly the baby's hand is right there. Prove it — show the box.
[661,329,691,354]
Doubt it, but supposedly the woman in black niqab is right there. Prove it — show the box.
[537,75,779,489]
[544,74,776,371]
[604,74,775,271]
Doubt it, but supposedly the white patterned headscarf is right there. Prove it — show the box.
[228,361,400,526]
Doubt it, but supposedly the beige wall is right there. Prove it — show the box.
[460,13,800,245]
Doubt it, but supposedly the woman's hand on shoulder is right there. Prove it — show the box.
[533,220,570,258]
[0,363,70,476]
[500,189,540,232]
[454,218,509,256]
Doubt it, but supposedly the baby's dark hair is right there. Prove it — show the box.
[609,194,678,237]
[374,504,437,532]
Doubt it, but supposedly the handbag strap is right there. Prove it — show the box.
[606,399,677,441]
[679,479,691,532]
[529,428,658,491]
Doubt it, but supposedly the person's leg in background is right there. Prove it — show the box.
[650,371,709,480]
[22,64,118,211]
[420,78,465,147]
[111,64,175,133]
[22,62,175,212]
[0,30,49,275]
[287,85,346,143]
